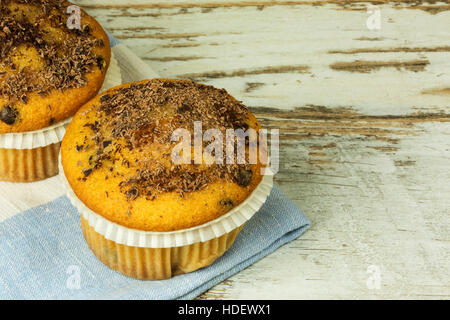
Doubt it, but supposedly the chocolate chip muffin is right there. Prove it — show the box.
[0,0,111,181]
[60,79,272,279]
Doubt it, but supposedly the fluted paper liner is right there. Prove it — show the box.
[0,142,61,182]
[61,154,272,279]
[0,52,122,150]
[59,155,273,248]
[81,216,244,279]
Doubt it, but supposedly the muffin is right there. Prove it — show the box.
[0,0,111,181]
[60,79,273,280]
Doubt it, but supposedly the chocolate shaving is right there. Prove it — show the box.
[126,187,139,201]
[234,168,253,187]
[219,199,235,207]
[100,94,110,103]
[0,0,106,106]
[82,168,93,178]
[102,140,112,148]
[0,105,17,125]
[78,79,257,201]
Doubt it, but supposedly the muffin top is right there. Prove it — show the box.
[61,79,266,232]
[0,0,110,133]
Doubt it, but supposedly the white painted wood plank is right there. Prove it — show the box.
[77,2,450,115]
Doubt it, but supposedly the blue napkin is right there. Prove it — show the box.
[108,32,119,47]
[0,185,310,299]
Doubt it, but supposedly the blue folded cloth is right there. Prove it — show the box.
[0,185,310,299]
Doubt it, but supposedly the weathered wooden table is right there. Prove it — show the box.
[77,0,450,299]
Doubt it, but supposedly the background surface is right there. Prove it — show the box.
[74,0,449,299]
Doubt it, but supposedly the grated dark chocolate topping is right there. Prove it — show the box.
[0,0,105,107]
[78,79,258,201]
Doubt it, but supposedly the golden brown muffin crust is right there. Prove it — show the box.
[0,0,110,133]
[62,79,267,232]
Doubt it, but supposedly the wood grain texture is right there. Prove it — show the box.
[74,0,450,299]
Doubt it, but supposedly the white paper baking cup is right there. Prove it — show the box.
[0,52,122,150]
[59,155,274,248]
